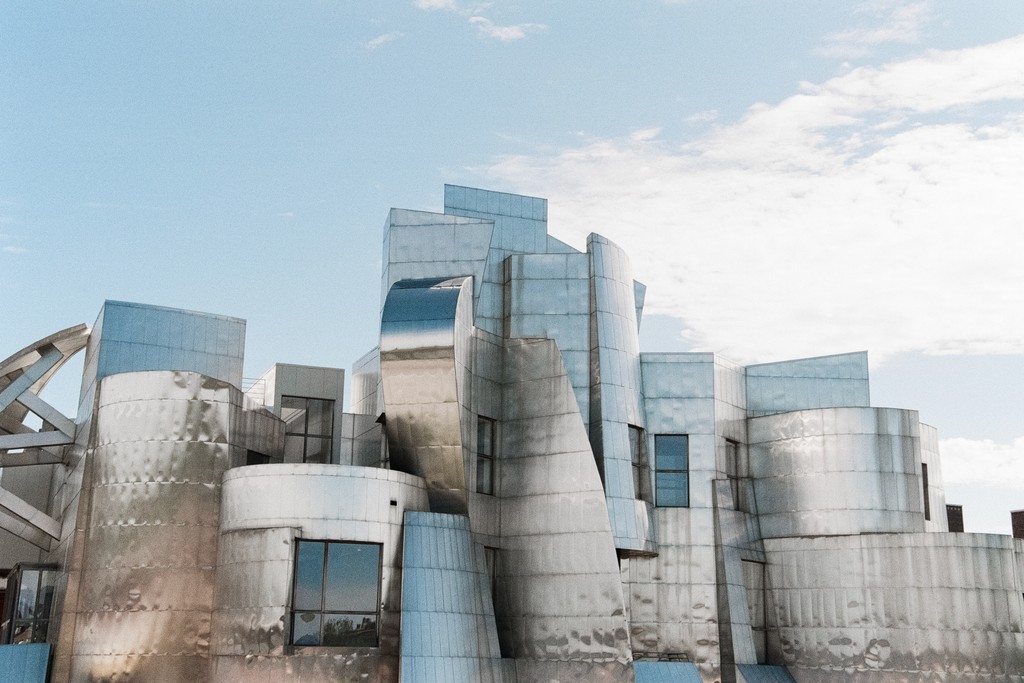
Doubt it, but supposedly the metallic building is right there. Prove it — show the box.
[0,187,1022,683]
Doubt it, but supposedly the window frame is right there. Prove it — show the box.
[476,416,496,495]
[654,434,690,508]
[289,539,382,648]
[281,395,335,464]
[628,425,651,503]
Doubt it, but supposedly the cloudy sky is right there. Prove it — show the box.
[2,1,1021,533]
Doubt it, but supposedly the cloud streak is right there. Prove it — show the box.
[481,36,1024,364]
[366,31,403,50]
[940,437,1024,489]
[819,1,933,58]
[468,16,547,42]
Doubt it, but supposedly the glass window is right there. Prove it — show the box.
[281,396,335,464]
[0,564,57,644]
[629,425,650,502]
[476,416,495,495]
[655,434,689,507]
[921,463,930,521]
[291,540,381,647]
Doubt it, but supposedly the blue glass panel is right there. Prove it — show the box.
[655,435,688,470]
[325,543,379,612]
[294,541,324,611]
[656,472,689,507]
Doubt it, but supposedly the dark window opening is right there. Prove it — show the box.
[922,463,931,521]
[282,396,335,464]
[246,449,280,466]
[655,434,689,507]
[629,425,651,502]
[946,504,964,533]
[290,540,381,647]
[476,416,496,495]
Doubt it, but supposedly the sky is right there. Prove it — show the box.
[1,1,1021,534]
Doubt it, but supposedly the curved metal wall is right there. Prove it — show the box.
[66,371,238,683]
[499,337,633,681]
[749,408,923,538]
[763,533,1024,681]
[380,277,474,515]
[213,464,429,682]
[588,234,655,554]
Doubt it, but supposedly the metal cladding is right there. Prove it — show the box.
[380,276,474,515]
[1,187,1023,683]
[400,511,503,682]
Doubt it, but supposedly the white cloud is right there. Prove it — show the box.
[413,0,457,10]
[468,16,546,42]
[481,36,1024,363]
[819,1,933,58]
[366,31,403,50]
[685,109,718,124]
[2,245,27,254]
[939,437,1024,489]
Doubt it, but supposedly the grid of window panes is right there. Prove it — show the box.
[629,425,651,502]
[655,434,689,507]
[281,396,334,464]
[291,540,381,647]
[0,565,57,644]
[476,416,495,495]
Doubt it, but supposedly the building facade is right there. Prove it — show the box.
[0,185,1022,683]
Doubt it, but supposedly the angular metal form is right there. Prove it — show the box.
[380,276,474,515]
[1,186,1022,683]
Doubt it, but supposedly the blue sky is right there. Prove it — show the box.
[2,1,1022,533]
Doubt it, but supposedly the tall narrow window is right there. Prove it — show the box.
[725,439,748,512]
[282,396,334,464]
[921,463,931,521]
[628,425,651,502]
[476,416,496,495]
[655,434,689,507]
[291,540,381,647]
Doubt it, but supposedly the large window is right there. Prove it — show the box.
[629,425,651,502]
[655,434,689,507]
[476,416,496,495]
[0,564,57,644]
[291,540,381,647]
[282,396,334,464]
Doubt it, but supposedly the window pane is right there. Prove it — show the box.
[16,570,39,620]
[477,417,493,455]
[304,437,332,464]
[656,472,689,507]
[281,396,307,434]
[323,613,378,647]
[477,455,493,495]
[628,426,643,466]
[655,435,688,471]
[306,399,334,437]
[292,612,322,646]
[284,435,305,461]
[324,544,379,612]
[294,541,325,611]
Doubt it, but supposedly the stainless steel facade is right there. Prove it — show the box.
[0,186,1021,683]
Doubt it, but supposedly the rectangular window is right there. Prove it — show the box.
[291,540,381,647]
[725,439,748,511]
[921,463,930,521]
[0,564,57,644]
[281,396,335,464]
[476,416,496,495]
[655,434,689,507]
[629,425,651,502]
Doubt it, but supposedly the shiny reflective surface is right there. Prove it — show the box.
[2,187,1022,683]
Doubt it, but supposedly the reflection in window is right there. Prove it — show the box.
[281,396,334,464]
[476,416,496,495]
[629,425,651,502]
[0,564,57,644]
[655,434,689,507]
[291,540,381,647]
